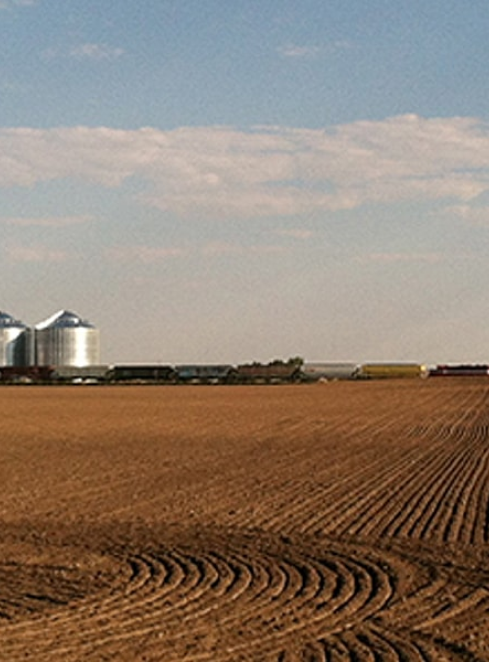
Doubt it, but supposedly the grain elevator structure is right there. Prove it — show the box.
[0,311,30,367]
[34,310,100,368]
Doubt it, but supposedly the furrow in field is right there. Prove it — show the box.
[228,386,484,538]
[413,586,489,631]
[403,439,485,542]
[302,439,446,539]
[355,627,430,661]
[3,383,489,660]
[384,440,479,541]
[0,533,407,662]
[259,388,472,538]
[259,437,427,536]
[316,447,443,539]
[462,451,489,545]
[431,427,489,543]
[369,433,477,541]
[470,453,489,544]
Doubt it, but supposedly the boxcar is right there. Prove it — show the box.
[174,365,237,384]
[236,362,301,384]
[107,365,176,383]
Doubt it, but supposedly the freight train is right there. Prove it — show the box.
[2,361,488,385]
[105,361,303,385]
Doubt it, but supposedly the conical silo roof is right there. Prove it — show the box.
[35,310,95,330]
[0,311,27,329]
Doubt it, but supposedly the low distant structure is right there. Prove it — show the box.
[3,309,489,386]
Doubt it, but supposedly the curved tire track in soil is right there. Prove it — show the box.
[0,527,487,661]
[3,383,489,659]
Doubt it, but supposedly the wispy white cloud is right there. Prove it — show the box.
[107,243,286,262]
[5,245,70,263]
[278,44,321,58]
[69,43,124,61]
[201,242,286,256]
[2,215,93,227]
[42,43,124,62]
[0,115,488,219]
[358,252,445,264]
[0,0,37,9]
[106,245,187,263]
[275,228,314,239]
[278,40,353,58]
[448,204,489,226]
[200,241,242,256]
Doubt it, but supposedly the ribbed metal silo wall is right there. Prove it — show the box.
[0,327,30,367]
[35,327,100,367]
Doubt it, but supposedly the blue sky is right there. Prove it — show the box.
[1,0,489,364]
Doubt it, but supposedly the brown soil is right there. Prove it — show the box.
[1,381,489,660]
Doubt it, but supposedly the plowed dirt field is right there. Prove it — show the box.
[2,381,489,661]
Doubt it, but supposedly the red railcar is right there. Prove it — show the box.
[0,366,55,383]
[429,364,489,377]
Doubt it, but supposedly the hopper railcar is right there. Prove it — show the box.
[357,363,427,379]
[236,362,302,384]
[106,365,177,383]
[429,364,489,377]
[174,365,237,384]
[301,362,359,381]
[0,365,55,384]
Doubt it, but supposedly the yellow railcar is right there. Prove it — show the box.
[358,363,427,379]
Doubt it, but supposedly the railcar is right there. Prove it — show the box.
[357,363,427,379]
[174,365,237,384]
[52,365,109,384]
[429,364,489,377]
[236,362,301,384]
[301,362,359,381]
[106,364,177,383]
[0,365,55,384]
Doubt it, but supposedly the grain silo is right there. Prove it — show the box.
[35,310,100,367]
[0,311,29,367]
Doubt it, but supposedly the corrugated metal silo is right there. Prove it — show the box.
[0,311,29,367]
[35,310,100,367]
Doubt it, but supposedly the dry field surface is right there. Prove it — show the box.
[1,380,489,660]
